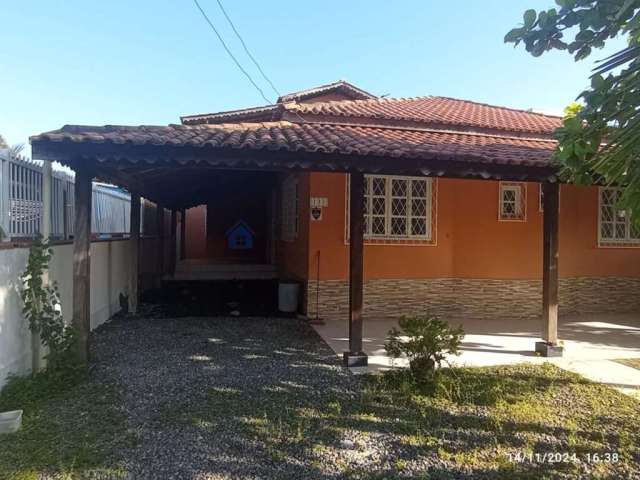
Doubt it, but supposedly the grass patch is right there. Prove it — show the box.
[155,364,640,479]
[363,363,640,478]
[173,361,640,478]
[0,370,131,480]
[615,358,640,370]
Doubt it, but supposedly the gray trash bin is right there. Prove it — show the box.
[278,281,300,313]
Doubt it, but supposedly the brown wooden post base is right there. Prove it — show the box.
[535,341,564,357]
[343,351,368,367]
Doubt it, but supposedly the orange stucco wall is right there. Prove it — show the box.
[306,173,640,281]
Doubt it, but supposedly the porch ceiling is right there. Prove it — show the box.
[31,121,559,209]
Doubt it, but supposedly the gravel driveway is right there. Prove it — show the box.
[90,315,640,480]
[93,316,378,480]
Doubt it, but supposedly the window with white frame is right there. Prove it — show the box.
[349,175,433,240]
[280,176,298,242]
[599,187,640,245]
[499,182,526,221]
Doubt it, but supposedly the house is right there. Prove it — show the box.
[179,81,640,321]
[31,80,640,366]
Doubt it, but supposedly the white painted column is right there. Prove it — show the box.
[31,159,53,373]
[42,160,52,240]
[0,149,10,242]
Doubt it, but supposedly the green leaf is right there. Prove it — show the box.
[591,74,605,90]
[575,45,592,61]
[504,27,524,43]
[575,29,595,42]
[524,9,537,28]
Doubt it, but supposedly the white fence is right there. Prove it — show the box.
[0,150,131,240]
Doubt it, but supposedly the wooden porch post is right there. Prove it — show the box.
[536,182,563,357]
[156,204,165,281]
[180,209,186,260]
[129,192,140,314]
[343,171,368,367]
[169,210,177,275]
[73,163,92,363]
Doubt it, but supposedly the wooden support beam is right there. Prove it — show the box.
[180,209,186,260]
[156,204,165,280]
[129,192,140,314]
[537,182,563,357]
[169,210,177,275]
[344,171,368,367]
[73,163,92,363]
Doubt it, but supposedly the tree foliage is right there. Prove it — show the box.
[506,1,640,218]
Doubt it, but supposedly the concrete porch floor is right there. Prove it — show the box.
[312,312,640,396]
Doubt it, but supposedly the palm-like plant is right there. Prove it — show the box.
[0,133,24,158]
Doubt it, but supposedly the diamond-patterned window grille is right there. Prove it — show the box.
[499,182,526,221]
[599,187,640,245]
[349,175,433,240]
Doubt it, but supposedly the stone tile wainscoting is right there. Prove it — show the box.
[306,277,640,320]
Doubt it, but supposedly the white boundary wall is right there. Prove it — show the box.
[0,239,131,387]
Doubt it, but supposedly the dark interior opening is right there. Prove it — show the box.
[139,280,280,317]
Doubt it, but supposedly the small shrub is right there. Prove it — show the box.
[385,314,464,384]
[20,236,82,376]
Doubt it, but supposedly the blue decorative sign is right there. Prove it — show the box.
[225,220,255,250]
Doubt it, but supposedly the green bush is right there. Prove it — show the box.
[20,236,82,375]
[385,314,464,383]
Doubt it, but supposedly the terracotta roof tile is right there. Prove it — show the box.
[180,104,280,125]
[32,121,555,168]
[289,96,562,135]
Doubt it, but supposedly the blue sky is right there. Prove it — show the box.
[1,1,626,155]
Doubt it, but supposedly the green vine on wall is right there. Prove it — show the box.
[20,237,80,374]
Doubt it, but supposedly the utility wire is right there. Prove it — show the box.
[191,0,307,124]
[214,0,281,98]
[192,0,274,105]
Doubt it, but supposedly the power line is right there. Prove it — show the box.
[192,0,274,105]
[214,0,281,98]
[191,0,307,124]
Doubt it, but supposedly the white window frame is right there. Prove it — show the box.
[498,182,527,221]
[598,187,640,246]
[347,174,433,241]
[280,175,298,242]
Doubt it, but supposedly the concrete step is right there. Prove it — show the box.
[170,262,277,280]
[175,262,275,273]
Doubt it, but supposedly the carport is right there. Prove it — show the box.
[31,120,562,367]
